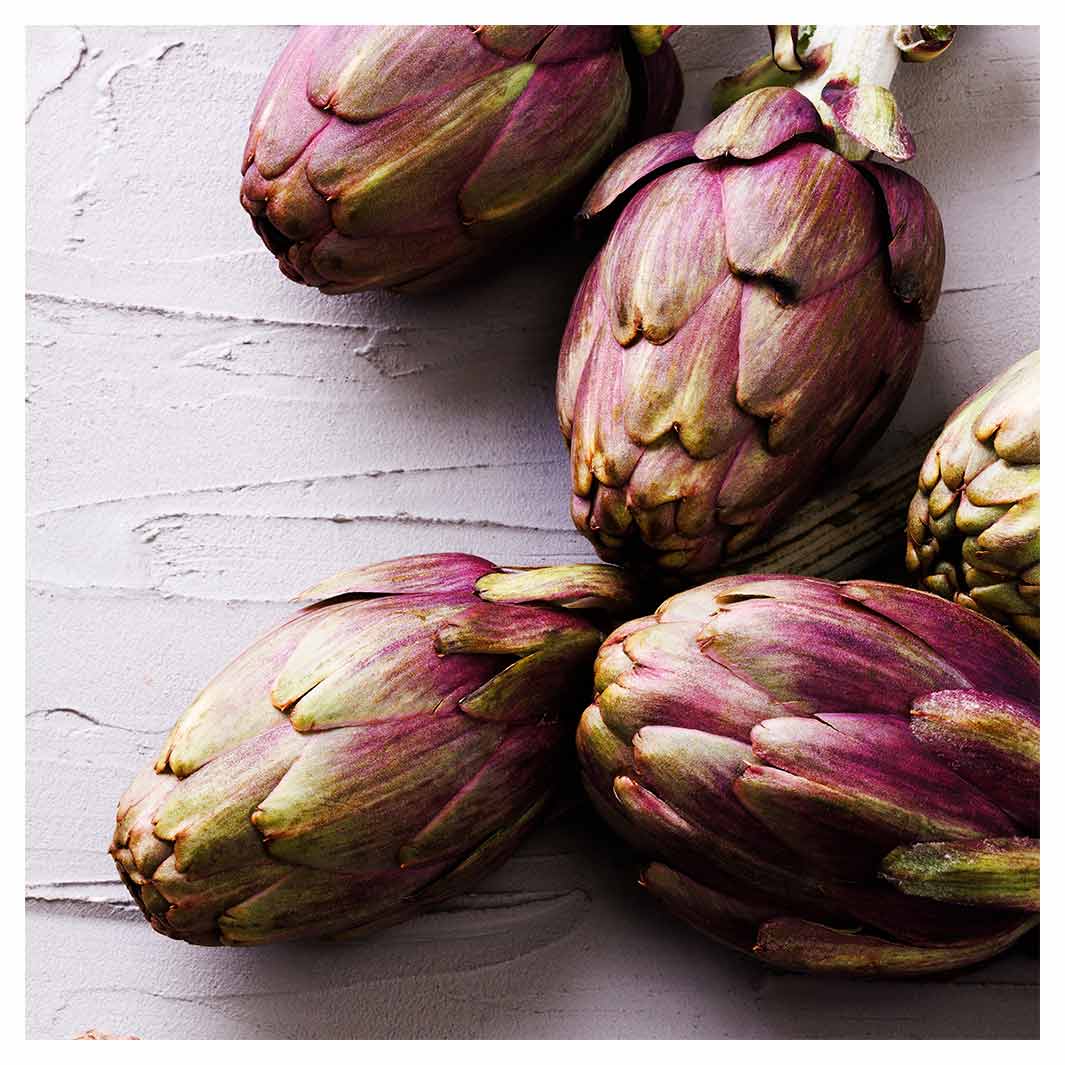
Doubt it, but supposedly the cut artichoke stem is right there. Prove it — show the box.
[770,25,955,161]
[795,25,902,160]
[709,54,800,115]
[628,25,675,57]
[794,25,901,99]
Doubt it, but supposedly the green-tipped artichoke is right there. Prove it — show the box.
[578,575,1039,977]
[557,85,944,583]
[240,25,682,293]
[111,553,634,946]
[907,351,1040,642]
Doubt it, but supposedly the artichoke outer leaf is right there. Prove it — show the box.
[472,26,554,59]
[436,599,599,657]
[821,79,915,163]
[568,327,643,494]
[457,629,601,721]
[576,703,636,796]
[977,353,1040,460]
[157,609,324,777]
[641,861,781,953]
[855,163,945,321]
[408,794,550,909]
[254,716,504,871]
[294,552,496,602]
[578,131,697,223]
[149,853,291,940]
[218,862,449,946]
[308,63,534,238]
[696,597,970,718]
[308,226,477,293]
[270,597,459,714]
[733,255,915,455]
[461,53,631,235]
[750,714,1016,841]
[310,26,505,123]
[618,273,745,459]
[965,458,1039,509]
[533,27,618,64]
[970,581,1036,616]
[694,86,822,162]
[631,726,798,871]
[242,27,333,179]
[720,140,881,303]
[754,914,1038,976]
[840,581,1039,706]
[661,573,841,622]
[285,615,498,732]
[153,725,308,878]
[112,767,180,880]
[597,618,778,744]
[910,689,1039,830]
[600,163,729,346]
[614,775,820,908]
[557,256,608,439]
[976,495,1040,570]
[881,837,1039,911]
[475,563,635,613]
[733,762,901,878]
[398,725,561,866]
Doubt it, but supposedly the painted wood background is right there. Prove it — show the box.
[26,25,1039,1039]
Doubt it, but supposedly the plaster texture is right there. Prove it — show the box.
[27,25,1039,1039]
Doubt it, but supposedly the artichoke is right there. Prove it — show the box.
[240,25,682,293]
[111,553,634,945]
[907,351,1040,643]
[558,73,944,584]
[577,575,1039,976]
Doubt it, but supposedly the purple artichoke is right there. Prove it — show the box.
[578,575,1039,976]
[240,25,682,293]
[558,86,945,582]
[111,553,634,945]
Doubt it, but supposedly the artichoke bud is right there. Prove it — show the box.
[241,26,683,294]
[577,576,1040,976]
[907,351,1040,643]
[111,554,632,945]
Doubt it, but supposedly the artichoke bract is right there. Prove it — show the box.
[240,25,682,293]
[111,553,634,946]
[907,351,1040,643]
[578,575,1039,976]
[558,84,944,582]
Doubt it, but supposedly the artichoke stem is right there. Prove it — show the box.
[793,25,903,159]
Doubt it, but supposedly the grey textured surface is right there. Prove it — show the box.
[27,25,1039,1039]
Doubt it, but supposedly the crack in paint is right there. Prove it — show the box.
[26,459,557,518]
[26,27,88,124]
[26,706,161,736]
